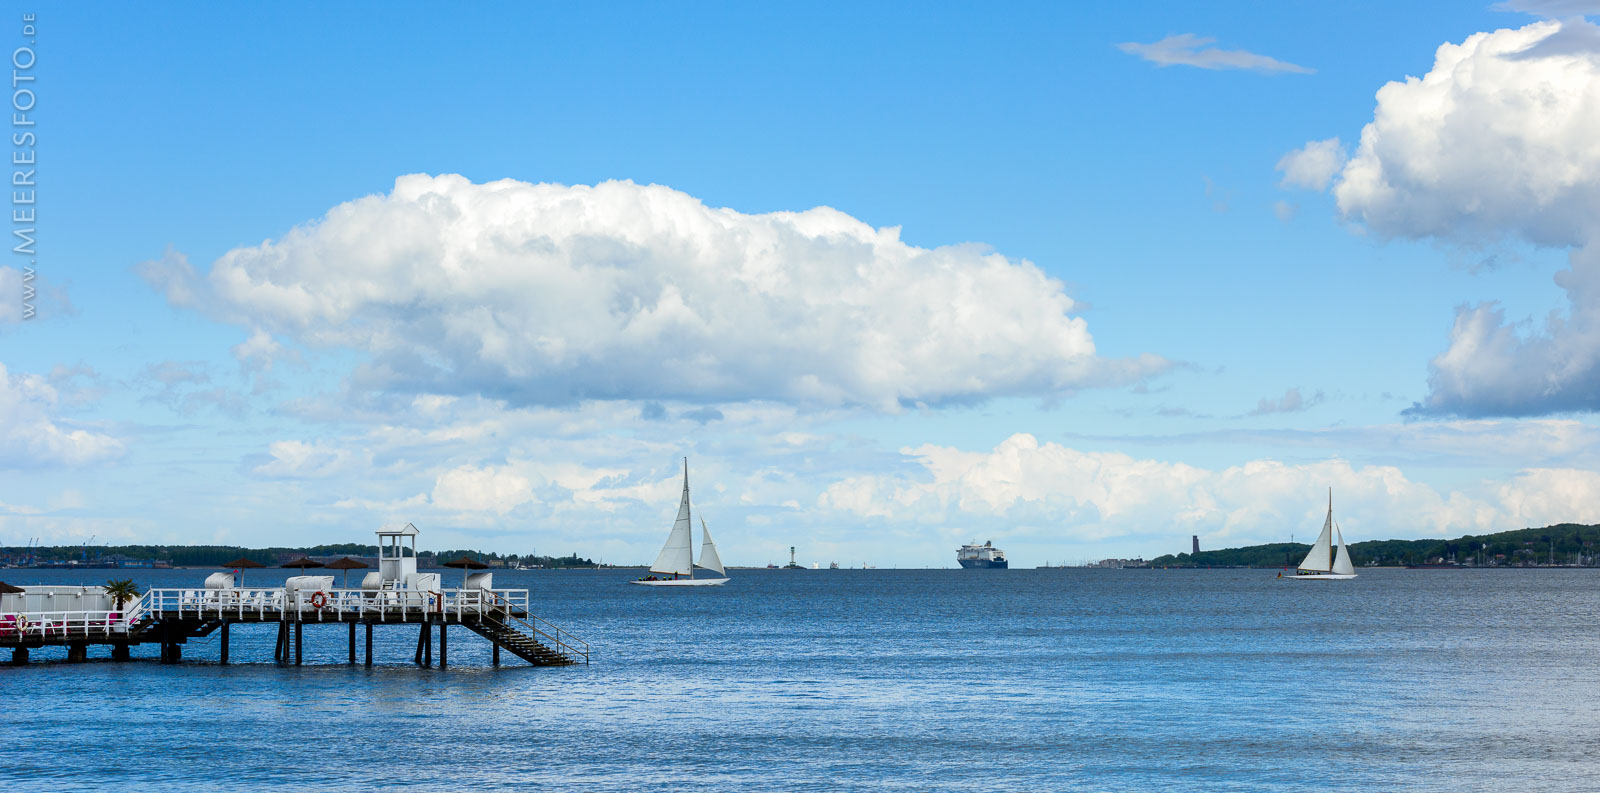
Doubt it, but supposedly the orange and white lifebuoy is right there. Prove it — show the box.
[309,591,327,609]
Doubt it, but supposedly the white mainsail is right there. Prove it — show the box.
[649,459,695,576]
[697,516,725,576]
[1298,491,1335,573]
[1332,520,1355,576]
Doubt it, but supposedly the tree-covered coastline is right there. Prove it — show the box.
[1150,523,1600,568]
[0,543,597,569]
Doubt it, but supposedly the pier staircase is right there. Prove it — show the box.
[467,592,588,666]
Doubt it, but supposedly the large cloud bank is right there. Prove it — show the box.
[142,175,1165,409]
[820,434,1600,541]
[1287,20,1600,416]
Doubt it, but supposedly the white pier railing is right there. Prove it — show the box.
[0,609,134,640]
[0,588,533,640]
[139,587,531,622]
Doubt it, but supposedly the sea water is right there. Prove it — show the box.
[2,567,1598,792]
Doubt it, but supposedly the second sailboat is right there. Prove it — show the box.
[1287,488,1357,580]
[631,458,730,587]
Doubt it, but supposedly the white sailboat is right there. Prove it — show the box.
[1287,488,1357,580]
[631,458,730,587]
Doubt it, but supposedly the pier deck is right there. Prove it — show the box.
[0,587,589,667]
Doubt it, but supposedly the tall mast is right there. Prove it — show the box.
[685,457,693,580]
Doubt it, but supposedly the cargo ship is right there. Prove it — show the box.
[957,540,1008,569]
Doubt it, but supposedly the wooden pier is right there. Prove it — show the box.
[0,587,588,667]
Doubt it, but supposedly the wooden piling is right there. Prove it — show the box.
[220,622,230,665]
[348,620,356,665]
[294,621,303,666]
[364,622,373,668]
[439,622,447,668]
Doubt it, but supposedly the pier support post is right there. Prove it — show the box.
[10,647,27,665]
[492,641,500,667]
[439,622,447,669]
[220,622,230,665]
[66,643,87,663]
[111,643,130,662]
[275,621,287,663]
[159,624,181,664]
[364,622,373,668]
[348,620,356,665]
[294,621,303,666]
[414,622,426,665]
[423,620,433,668]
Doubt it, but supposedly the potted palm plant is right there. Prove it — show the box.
[103,579,140,621]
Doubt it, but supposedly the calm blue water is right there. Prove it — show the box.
[2,567,1599,792]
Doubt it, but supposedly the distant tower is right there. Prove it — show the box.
[790,546,796,566]
[1192,535,1200,555]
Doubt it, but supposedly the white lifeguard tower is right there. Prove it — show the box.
[377,522,420,583]
[365,522,439,595]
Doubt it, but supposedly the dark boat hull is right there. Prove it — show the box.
[958,558,1008,569]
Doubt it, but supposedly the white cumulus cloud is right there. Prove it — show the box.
[1276,138,1347,190]
[430,464,535,515]
[252,440,363,479]
[1332,20,1600,247]
[140,175,1167,411]
[0,363,124,468]
[1286,20,1600,416]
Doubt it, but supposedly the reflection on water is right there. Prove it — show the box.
[2,567,1599,791]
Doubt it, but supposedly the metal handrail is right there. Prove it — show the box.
[482,590,590,664]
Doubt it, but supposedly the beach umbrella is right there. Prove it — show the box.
[223,557,264,587]
[279,557,325,585]
[324,557,369,589]
[441,555,488,588]
[0,581,25,594]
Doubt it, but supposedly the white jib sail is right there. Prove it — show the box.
[1332,521,1355,576]
[1298,497,1334,572]
[697,517,726,577]
[649,461,695,576]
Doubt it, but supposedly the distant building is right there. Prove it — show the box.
[1192,535,1200,555]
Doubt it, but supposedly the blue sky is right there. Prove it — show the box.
[6,1,1600,566]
